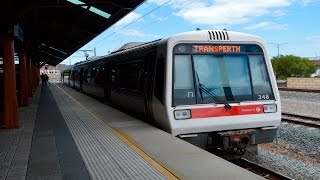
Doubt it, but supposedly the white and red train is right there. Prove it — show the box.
[62,30,281,159]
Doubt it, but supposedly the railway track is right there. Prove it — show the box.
[282,113,320,128]
[279,87,320,93]
[233,158,292,180]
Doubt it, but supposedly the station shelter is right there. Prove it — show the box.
[0,0,145,128]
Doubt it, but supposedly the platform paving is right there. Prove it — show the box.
[1,82,265,180]
[0,87,40,180]
[26,85,91,180]
[56,84,264,180]
[0,84,166,180]
[50,84,166,180]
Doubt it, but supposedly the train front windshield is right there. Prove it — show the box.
[173,44,274,106]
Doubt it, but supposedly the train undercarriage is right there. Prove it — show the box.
[179,127,277,160]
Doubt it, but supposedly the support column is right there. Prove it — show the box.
[32,65,36,89]
[37,68,40,85]
[0,47,3,122]
[31,65,34,90]
[19,50,28,106]
[2,36,18,128]
[31,65,37,90]
[26,57,32,97]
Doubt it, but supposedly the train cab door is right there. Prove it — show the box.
[144,53,157,123]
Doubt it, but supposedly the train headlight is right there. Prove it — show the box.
[263,104,277,113]
[174,110,191,120]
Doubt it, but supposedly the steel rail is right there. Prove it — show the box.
[233,158,293,180]
[282,113,320,128]
[279,88,320,93]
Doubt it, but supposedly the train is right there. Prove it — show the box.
[62,30,281,159]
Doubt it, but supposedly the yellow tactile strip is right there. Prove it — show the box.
[54,84,180,180]
[94,114,181,180]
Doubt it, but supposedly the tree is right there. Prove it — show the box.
[271,55,317,79]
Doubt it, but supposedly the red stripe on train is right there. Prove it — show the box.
[191,104,264,119]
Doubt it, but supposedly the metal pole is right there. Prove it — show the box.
[269,43,288,58]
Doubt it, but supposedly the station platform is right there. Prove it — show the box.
[0,83,264,180]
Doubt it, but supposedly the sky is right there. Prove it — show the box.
[61,0,320,65]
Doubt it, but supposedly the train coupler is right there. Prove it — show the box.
[218,129,256,153]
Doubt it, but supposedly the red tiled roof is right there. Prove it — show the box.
[40,64,67,71]
[313,60,320,65]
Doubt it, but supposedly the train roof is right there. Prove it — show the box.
[71,56,105,66]
[168,30,264,44]
[66,30,266,69]
[110,39,162,54]
[67,39,162,69]
[112,42,147,53]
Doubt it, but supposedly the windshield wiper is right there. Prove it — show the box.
[195,72,204,101]
[200,84,232,110]
[195,72,232,110]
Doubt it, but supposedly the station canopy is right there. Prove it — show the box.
[0,0,145,66]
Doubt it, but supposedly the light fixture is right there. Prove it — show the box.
[88,6,111,19]
[66,0,111,19]
[66,0,85,5]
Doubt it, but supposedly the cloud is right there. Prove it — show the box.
[150,14,168,21]
[244,21,288,30]
[149,0,293,25]
[147,0,189,8]
[301,0,311,5]
[114,12,143,28]
[117,29,161,38]
[305,35,320,41]
[272,9,287,16]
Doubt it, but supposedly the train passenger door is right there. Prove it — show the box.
[144,53,157,123]
[104,62,110,100]
[71,69,76,88]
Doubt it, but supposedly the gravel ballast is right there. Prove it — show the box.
[246,91,320,180]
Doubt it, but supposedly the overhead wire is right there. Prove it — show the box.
[68,0,201,63]
[86,0,173,49]
[135,0,201,32]
[87,0,201,49]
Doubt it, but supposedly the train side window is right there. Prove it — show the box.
[84,68,89,82]
[111,68,117,83]
[91,67,97,78]
[113,61,144,91]
[96,67,103,84]
[154,58,165,103]
[125,62,143,91]
[72,70,77,80]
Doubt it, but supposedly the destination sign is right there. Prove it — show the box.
[173,44,263,54]
[192,45,241,53]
